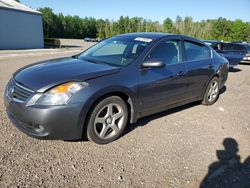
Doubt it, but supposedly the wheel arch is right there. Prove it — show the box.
[202,74,219,98]
[84,89,137,128]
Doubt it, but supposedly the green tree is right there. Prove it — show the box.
[246,23,250,42]
[184,16,193,35]
[230,19,248,41]
[163,18,173,33]
[38,7,57,37]
[96,19,106,38]
[118,16,126,34]
[211,17,232,41]
[37,7,250,42]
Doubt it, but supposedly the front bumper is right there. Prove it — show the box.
[240,54,250,64]
[4,95,85,140]
[240,60,250,64]
[228,60,239,68]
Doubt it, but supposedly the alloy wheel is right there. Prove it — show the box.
[94,103,125,140]
[207,80,219,103]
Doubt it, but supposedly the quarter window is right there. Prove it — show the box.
[145,40,182,65]
[184,41,211,61]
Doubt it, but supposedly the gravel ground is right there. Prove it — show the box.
[0,40,250,188]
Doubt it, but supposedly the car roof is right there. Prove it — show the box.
[114,34,243,46]
[117,32,176,40]
[116,32,206,44]
[223,42,245,46]
[232,42,250,47]
[202,40,220,43]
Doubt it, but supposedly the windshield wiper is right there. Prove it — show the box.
[81,57,111,65]
[72,54,79,59]
[85,58,100,64]
[79,57,98,64]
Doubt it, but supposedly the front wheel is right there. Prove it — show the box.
[202,77,220,105]
[86,96,128,144]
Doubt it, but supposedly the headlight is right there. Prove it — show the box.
[243,56,250,60]
[37,82,88,105]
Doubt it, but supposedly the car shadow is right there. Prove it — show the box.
[60,45,82,48]
[239,62,250,66]
[123,101,200,136]
[71,86,227,143]
[72,101,201,142]
[200,138,250,188]
[123,86,226,138]
[44,45,82,49]
[219,85,227,96]
[229,67,242,73]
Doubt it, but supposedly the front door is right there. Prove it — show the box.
[138,38,187,115]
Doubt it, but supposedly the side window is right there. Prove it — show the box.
[221,43,245,51]
[184,41,211,61]
[145,40,182,65]
[233,44,245,51]
[222,43,233,51]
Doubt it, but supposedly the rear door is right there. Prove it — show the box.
[183,39,214,99]
[138,37,188,115]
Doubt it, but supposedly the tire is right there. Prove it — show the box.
[86,96,128,144]
[202,77,220,105]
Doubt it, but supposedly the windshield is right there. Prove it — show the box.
[246,44,250,51]
[79,37,150,66]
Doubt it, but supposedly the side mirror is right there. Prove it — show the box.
[141,59,165,68]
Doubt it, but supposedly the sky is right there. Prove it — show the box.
[21,0,250,23]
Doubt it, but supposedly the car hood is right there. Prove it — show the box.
[14,57,121,92]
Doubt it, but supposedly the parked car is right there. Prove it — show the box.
[203,40,250,67]
[84,37,91,42]
[231,42,250,64]
[231,41,250,53]
[241,53,250,64]
[84,37,101,42]
[5,33,228,144]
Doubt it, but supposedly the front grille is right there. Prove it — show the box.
[10,81,34,102]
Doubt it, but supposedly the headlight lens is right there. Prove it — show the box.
[243,56,250,60]
[37,82,88,105]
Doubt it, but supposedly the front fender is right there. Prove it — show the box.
[86,85,138,124]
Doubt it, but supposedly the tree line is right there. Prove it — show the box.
[38,7,250,42]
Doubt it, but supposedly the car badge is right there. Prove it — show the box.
[9,85,14,95]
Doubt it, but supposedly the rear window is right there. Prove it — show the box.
[222,43,246,51]
[184,41,211,61]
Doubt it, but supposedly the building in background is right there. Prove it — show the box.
[0,0,44,50]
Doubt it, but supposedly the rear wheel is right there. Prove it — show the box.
[86,96,128,144]
[202,77,220,105]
